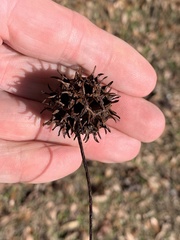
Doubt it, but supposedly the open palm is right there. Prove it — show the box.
[0,0,165,183]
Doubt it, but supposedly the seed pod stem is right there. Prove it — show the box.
[77,132,93,240]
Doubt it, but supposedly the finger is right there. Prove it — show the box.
[84,129,141,164]
[0,89,164,143]
[0,129,141,184]
[0,139,81,183]
[110,92,165,142]
[1,0,156,97]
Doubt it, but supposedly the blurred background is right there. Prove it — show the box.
[0,1,179,239]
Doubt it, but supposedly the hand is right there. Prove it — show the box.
[0,0,165,183]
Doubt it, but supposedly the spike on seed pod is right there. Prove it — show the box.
[41,66,120,240]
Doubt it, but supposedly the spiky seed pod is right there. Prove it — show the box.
[41,66,120,240]
[41,66,120,142]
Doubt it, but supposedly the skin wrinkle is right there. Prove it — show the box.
[4,0,19,41]
[80,27,113,71]
[0,60,8,87]
[0,140,22,182]
[0,47,22,89]
[0,48,12,88]
[101,36,114,75]
[58,10,81,63]
[0,1,7,40]
[78,27,116,74]
[26,144,82,183]
[20,143,52,183]
[17,142,24,182]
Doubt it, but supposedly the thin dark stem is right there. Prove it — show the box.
[77,133,93,240]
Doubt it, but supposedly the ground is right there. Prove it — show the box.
[0,1,179,239]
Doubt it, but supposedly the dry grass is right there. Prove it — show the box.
[0,1,179,239]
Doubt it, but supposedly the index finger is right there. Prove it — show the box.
[1,0,156,97]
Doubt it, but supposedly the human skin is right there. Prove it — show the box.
[0,0,165,183]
